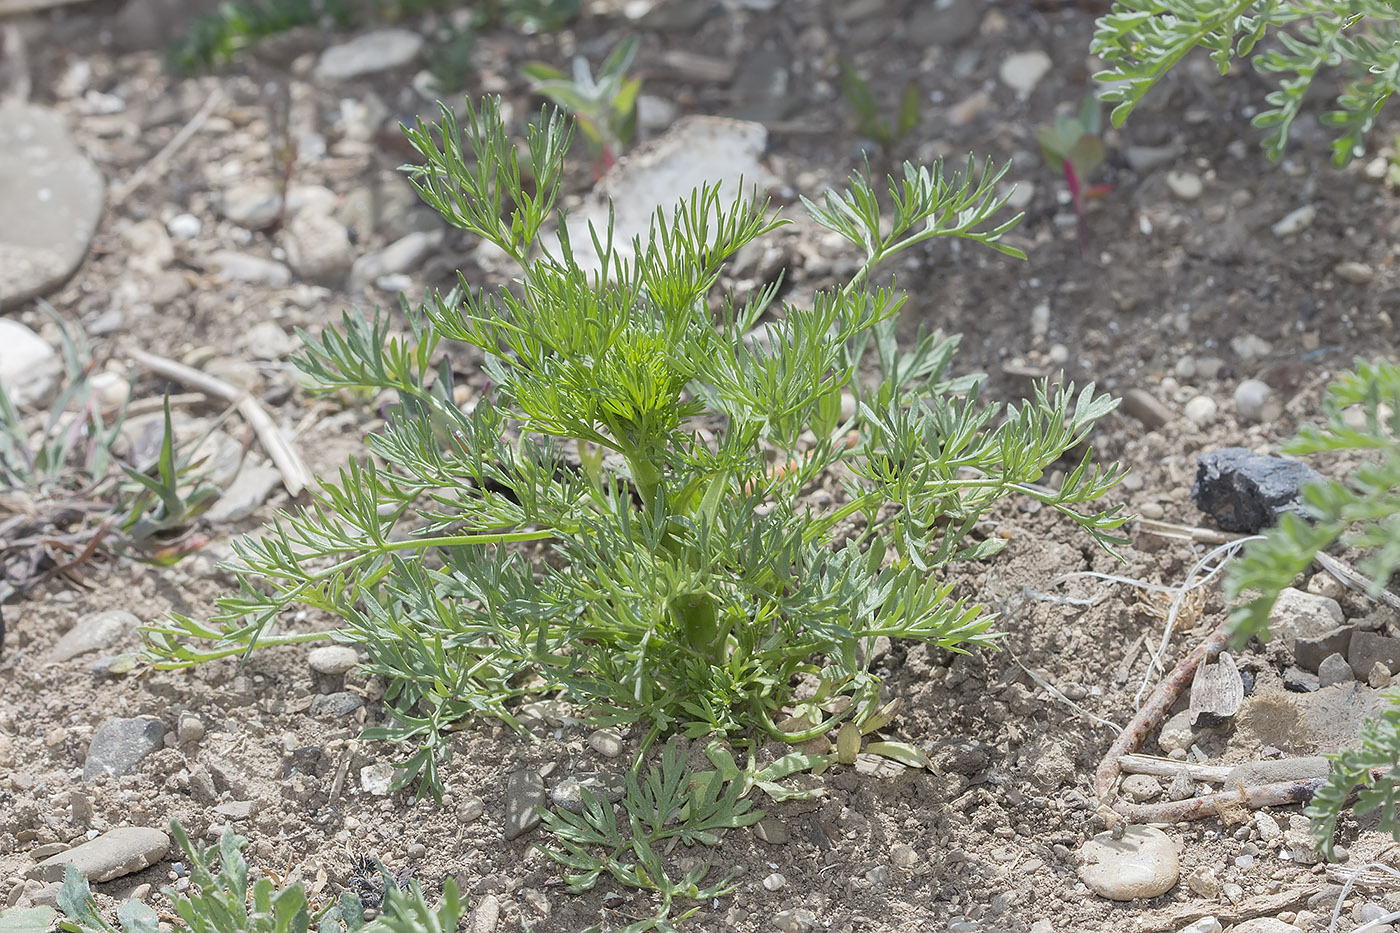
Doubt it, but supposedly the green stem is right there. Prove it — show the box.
[148,629,339,669]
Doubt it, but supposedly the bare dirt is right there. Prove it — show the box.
[2,2,1400,932]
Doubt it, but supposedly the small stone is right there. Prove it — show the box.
[176,713,205,744]
[1254,811,1282,842]
[456,795,484,823]
[242,321,295,361]
[762,872,786,891]
[1293,626,1354,673]
[1077,825,1179,900]
[1348,630,1400,679]
[28,827,169,883]
[1334,261,1374,284]
[1233,919,1302,933]
[316,29,424,81]
[470,893,500,933]
[310,692,364,718]
[219,180,282,230]
[1193,449,1324,534]
[998,50,1051,98]
[504,770,547,841]
[84,718,164,780]
[864,865,890,885]
[588,728,625,758]
[1231,334,1272,360]
[935,740,993,774]
[1271,205,1316,237]
[204,465,282,524]
[1029,922,1055,933]
[167,213,201,240]
[1166,170,1203,201]
[349,230,442,289]
[549,773,625,814]
[359,763,396,796]
[1234,379,1281,423]
[48,610,139,662]
[771,908,816,933]
[285,211,354,285]
[1126,144,1182,174]
[1165,771,1196,802]
[1120,774,1162,803]
[0,319,60,408]
[755,818,789,845]
[948,917,982,933]
[1157,710,1195,754]
[1179,919,1222,933]
[1185,866,1221,898]
[1368,661,1392,688]
[308,645,358,676]
[1271,588,1346,646]
[1184,395,1217,425]
[1120,387,1174,430]
[210,251,292,287]
[1317,652,1355,687]
[213,800,255,821]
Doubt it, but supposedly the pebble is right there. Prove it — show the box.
[242,321,296,361]
[48,610,139,662]
[214,800,255,821]
[1126,144,1183,173]
[1120,774,1162,803]
[1271,588,1345,645]
[948,918,982,933]
[219,180,282,230]
[28,827,169,883]
[308,645,358,676]
[349,230,442,289]
[0,104,105,311]
[1179,920,1222,933]
[167,213,201,240]
[1233,920,1302,933]
[285,210,354,285]
[1166,170,1203,201]
[309,692,364,718]
[762,872,786,891]
[470,893,500,933]
[755,818,789,845]
[1272,204,1316,237]
[890,843,919,868]
[998,50,1051,98]
[1077,825,1179,900]
[1230,334,1272,360]
[1334,260,1374,283]
[587,728,625,758]
[1121,387,1174,430]
[84,718,165,780]
[204,465,282,524]
[456,795,484,823]
[1368,661,1392,688]
[1348,630,1400,678]
[504,770,547,841]
[316,29,425,80]
[1234,379,1281,422]
[549,773,625,814]
[1254,811,1282,841]
[1317,652,1355,687]
[1157,710,1195,753]
[176,713,205,744]
[211,251,292,287]
[1029,922,1055,933]
[1224,756,1330,788]
[1184,395,1217,426]
[359,763,397,796]
[771,908,816,932]
[0,319,60,409]
[1185,865,1221,898]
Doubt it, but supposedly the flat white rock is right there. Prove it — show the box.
[0,103,105,310]
[316,29,424,81]
[1077,825,1179,900]
[0,318,61,408]
[29,827,169,882]
[999,50,1051,98]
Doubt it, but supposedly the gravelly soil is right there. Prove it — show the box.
[3,1,1400,932]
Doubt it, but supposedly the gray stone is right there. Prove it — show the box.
[308,645,359,676]
[316,29,424,81]
[28,827,169,883]
[1125,144,1183,174]
[1234,379,1281,423]
[1120,774,1162,803]
[727,54,796,124]
[1192,448,1322,533]
[1077,825,1179,900]
[935,740,993,775]
[349,230,442,289]
[84,718,164,780]
[213,800,256,821]
[456,795,484,824]
[1233,919,1301,933]
[242,321,295,361]
[587,727,625,758]
[549,772,625,814]
[755,817,789,844]
[907,0,982,47]
[1183,395,1217,426]
[0,103,105,311]
[1317,652,1355,687]
[1334,261,1374,284]
[210,251,291,287]
[204,465,281,524]
[176,713,205,744]
[1272,205,1316,238]
[772,908,816,932]
[48,610,139,663]
[359,763,396,796]
[504,770,547,841]
[310,692,364,718]
[999,50,1051,99]
[284,211,353,285]
[1156,709,1195,754]
[1271,588,1346,646]
[1348,630,1400,678]
[0,319,60,409]
[1224,756,1329,788]
[1293,626,1354,673]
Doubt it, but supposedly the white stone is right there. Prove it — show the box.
[48,610,139,663]
[316,29,425,81]
[242,321,295,360]
[29,827,169,883]
[762,872,786,891]
[219,180,282,230]
[0,103,105,311]
[1234,379,1280,423]
[167,213,202,240]
[1334,261,1373,284]
[998,50,1051,98]
[1270,587,1345,646]
[1232,920,1302,933]
[1077,825,1179,900]
[360,763,397,796]
[284,210,353,285]
[1165,170,1203,201]
[308,645,359,676]
[1272,204,1316,237]
[211,251,291,287]
[349,230,442,288]
[1184,395,1217,426]
[0,319,61,408]
[1178,919,1222,933]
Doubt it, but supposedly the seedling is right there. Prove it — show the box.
[522,36,641,175]
[1036,93,1110,258]
[143,97,1129,800]
[838,60,920,162]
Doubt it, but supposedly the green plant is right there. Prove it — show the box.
[143,95,1129,799]
[1035,92,1111,258]
[1226,359,1400,855]
[838,60,920,160]
[522,36,641,174]
[1092,0,1400,166]
[56,821,464,933]
[0,907,55,933]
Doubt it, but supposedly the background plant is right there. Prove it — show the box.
[1226,359,1400,855]
[54,821,463,933]
[522,36,641,174]
[1092,0,1400,166]
[143,95,1129,799]
[838,60,921,163]
[1036,92,1111,258]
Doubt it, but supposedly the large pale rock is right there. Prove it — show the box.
[316,29,424,81]
[28,827,169,882]
[0,319,60,408]
[1077,826,1179,900]
[0,103,104,310]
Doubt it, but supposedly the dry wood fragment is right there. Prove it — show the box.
[1117,753,1231,784]
[1188,650,1244,726]
[127,348,312,496]
[0,0,89,14]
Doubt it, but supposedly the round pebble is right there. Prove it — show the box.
[308,645,358,676]
[587,727,625,758]
[167,213,202,240]
[456,795,484,824]
[762,872,786,891]
[1120,774,1162,803]
[1234,379,1281,423]
[890,843,919,868]
[1184,395,1218,426]
[1166,170,1203,201]
[1077,825,1180,900]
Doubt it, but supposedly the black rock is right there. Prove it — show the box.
[1191,447,1322,533]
